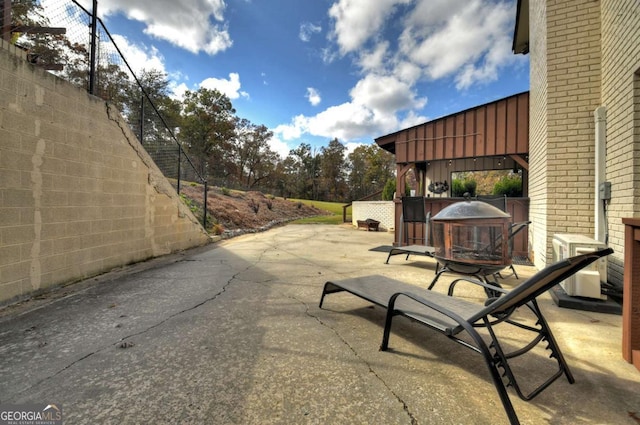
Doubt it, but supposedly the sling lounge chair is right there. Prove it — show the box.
[319,247,614,425]
[385,196,435,264]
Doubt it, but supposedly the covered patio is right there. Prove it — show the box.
[375,91,531,258]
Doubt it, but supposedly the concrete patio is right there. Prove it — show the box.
[1,224,638,424]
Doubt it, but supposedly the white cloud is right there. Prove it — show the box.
[344,141,366,156]
[109,34,166,75]
[357,42,390,73]
[306,88,322,106]
[305,103,378,140]
[398,110,429,129]
[299,22,322,42]
[273,115,308,140]
[87,0,232,55]
[199,73,249,100]
[328,0,412,54]
[392,60,422,85]
[274,0,519,146]
[399,0,518,88]
[267,135,292,159]
[274,71,426,143]
[274,73,427,143]
[170,82,190,101]
[349,74,426,113]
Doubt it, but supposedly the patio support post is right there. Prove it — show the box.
[622,217,640,372]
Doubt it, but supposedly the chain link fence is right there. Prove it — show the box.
[1,0,209,227]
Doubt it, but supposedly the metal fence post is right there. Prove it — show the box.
[177,146,181,194]
[2,0,11,42]
[89,0,98,95]
[203,181,208,228]
[139,94,144,143]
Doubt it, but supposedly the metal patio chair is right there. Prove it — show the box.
[320,247,614,425]
[385,196,435,264]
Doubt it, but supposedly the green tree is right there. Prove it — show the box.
[180,88,236,180]
[347,146,368,200]
[284,143,318,199]
[10,0,67,68]
[117,70,184,177]
[94,63,131,111]
[318,138,348,202]
[124,70,182,141]
[279,155,299,199]
[232,118,277,189]
[347,144,395,200]
[382,178,396,200]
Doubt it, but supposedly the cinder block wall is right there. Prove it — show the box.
[600,0,640,284]
[0,41,210,306]
[528,0,602,269]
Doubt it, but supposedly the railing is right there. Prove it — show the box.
[0,0,209,227]
[342,190,383,223]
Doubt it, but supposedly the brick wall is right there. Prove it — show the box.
[600,0,640,284]
[528,0,602,269]
[0,41,210,305]
[528,0,549,267]
[546,0,602,241]
[528,0,640,286]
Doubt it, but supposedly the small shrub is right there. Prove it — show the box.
[221,187,231,196]
[248,198,260,214]
[264,199,273,210]
[179,194,200,215]
[452,178,477,197]
[211,223,224,235]
[382,178,396,200]
[493,175,523,197]
[297,202,302,209]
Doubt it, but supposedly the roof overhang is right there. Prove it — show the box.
[512,0,529,54]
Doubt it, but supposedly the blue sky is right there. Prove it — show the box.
[54,0,529,158]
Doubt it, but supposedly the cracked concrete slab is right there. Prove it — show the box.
[1,224,639,424]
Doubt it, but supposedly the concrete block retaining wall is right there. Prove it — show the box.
[0,40,211,306]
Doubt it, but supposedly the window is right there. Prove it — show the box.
[451,170,523,197]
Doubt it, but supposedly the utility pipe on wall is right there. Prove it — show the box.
[594,106,607,243]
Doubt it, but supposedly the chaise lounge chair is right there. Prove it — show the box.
[319,247,614,425]
[385,196,435,264]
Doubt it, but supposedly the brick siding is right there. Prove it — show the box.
[528,0,640,286]
[600,0,640,284]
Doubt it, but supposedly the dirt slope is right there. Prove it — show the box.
[179,186,329,237]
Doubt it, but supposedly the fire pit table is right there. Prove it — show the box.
[427,200,512,293]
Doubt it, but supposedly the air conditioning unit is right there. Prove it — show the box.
[552,234,608,299]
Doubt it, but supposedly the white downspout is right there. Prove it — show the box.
[594,106,607,243]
